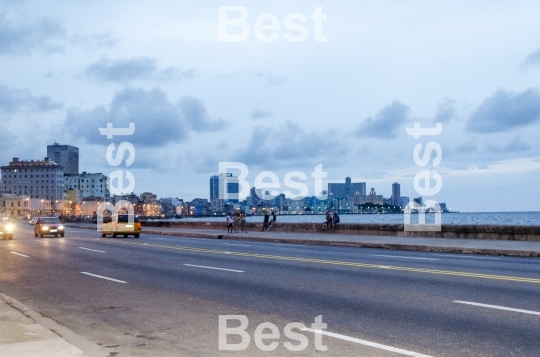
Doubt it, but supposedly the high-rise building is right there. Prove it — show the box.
[210,173,239,202]
[1,157,64,201]
[47,143,79,175]
[328,177,366,199]
[391,182,401,207]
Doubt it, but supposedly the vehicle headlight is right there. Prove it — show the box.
[58,226,64,230]
[6,224,14,232]
[42,226,49,231]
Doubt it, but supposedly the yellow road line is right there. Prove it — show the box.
[119,241,540,284]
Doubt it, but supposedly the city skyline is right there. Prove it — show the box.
[1,1,540,212]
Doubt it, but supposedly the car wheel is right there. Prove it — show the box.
[60,233,64,237]
[134,234,140,238]
[34,233,38,238]
[112,233,117,238]
[122,234,126,238]
[101,232,106,238]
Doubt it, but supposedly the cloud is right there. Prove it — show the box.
[233,120,348,169]
[433,97,456,123]
[487,137,531,153]
[454,141,478,154]
[521,48,540,68]
[70,29,119,49]
[354,100,410,139]
[0,12,65,55]
[0,85,61,114]
[466,88,540,133]
[178,96,227,132]
[250,71,286,86]
[251,108,273,119]
[63,88,228,147]
[86,57,195,83]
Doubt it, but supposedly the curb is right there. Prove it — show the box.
[65,225,540,258]
[0,293,108,357]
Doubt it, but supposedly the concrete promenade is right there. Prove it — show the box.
[69,222,540,257]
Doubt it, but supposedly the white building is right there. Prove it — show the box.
[64,172,109,200]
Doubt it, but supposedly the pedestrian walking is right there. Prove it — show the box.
[233,212,240,233]
[226,212,234,233]
[262,211,269,231]
[240,210,247,233]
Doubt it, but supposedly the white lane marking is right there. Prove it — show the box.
[223,243,252,247]
[301,328,433,357]
[80,272,128,284]
[454,300,540,316]
[79,247,106,253]
[11,252,30,258]
[373,254,439,261]
[183,264,244,273]
[432,254,502,260]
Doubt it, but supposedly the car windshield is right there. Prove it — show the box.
[41,218,60,224]
[118,215,139,223]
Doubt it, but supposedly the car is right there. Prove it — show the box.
[29,217,38,225]
[34,217,65,237]
[0,221,14,240]
[100,214,141,238]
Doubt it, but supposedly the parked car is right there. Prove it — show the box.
[34,217,65,237]
[101,214,141,238]
[0,221,14,240]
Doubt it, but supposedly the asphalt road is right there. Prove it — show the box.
[0,223,539,357]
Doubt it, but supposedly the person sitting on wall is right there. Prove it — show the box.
[331,210,340,231]
[322,211,332,231]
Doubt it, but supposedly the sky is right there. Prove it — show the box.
[1,0,540,212]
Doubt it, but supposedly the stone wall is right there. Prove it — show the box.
[140,221,540,241]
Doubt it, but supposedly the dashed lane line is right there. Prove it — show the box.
[454,300,540,316]
[80,272,128,284]
[10,252,30,258]
[301,328,433,357]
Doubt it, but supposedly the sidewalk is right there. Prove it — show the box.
[71,223,540,257]
[0,294,107,357]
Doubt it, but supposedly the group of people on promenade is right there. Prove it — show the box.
[226,210,339,233]
[226,210,248,233]
[322,210,340,231]
[226,210,278,233]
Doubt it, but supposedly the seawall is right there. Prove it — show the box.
[141,221,540,242]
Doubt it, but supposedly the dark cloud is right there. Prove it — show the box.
[64,88,228,147]
[466,88,540,133]
[0,12,65,54]
[251,108,273,119]
[0,85,61,113]
[233,120,348,169]
[433,97,456,123]
[86,57,195,83]
[354,100,410,139]
[86,57,157,82]
[521,48,540,68]
[178,96,227,132]
[488,137,530,153]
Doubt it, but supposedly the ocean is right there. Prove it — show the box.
[173,212,539,226]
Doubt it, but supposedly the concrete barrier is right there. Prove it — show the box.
[140,221,540,241]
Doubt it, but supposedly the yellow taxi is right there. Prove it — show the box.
[101,214,141,238]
